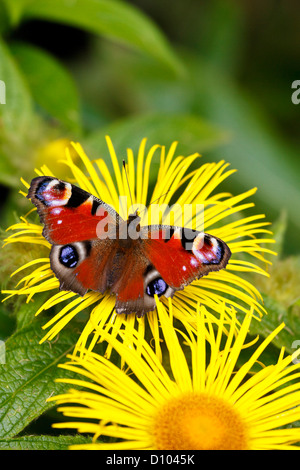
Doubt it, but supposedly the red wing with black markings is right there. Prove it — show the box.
[27,176,231,315]
[27,176,122,296]
[27,176,122,245]
[141,225,230,289]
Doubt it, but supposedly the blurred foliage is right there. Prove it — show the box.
[0,0,298,249]
[0,0,299,449]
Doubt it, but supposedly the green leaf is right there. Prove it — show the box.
[83,112,228,193]
[0,434,92,450]
[84,111,229,164]
[0,319,79,438]
[0,303,15,341]
[15,292,51,330]
[0,149,21,187]
[0,0,11,34]
[11,42,81,131]
[199,0,244,74]
[5,0,184,75]
[270,211,288,259]
[0,36,34,136]
[189,60,300,249]
[248,293,299,354]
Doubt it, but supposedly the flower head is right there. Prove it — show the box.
[2,136,275,352]
[51,301,300,450]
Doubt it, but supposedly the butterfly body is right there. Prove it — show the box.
[27,176,231,316]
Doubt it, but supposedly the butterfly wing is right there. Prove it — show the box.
[27,178,231,315]
[138,224,231,296]
[27,176,122,244]
[113,224,231,316]
[27,176,122,295]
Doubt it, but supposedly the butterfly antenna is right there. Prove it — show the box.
[149,190,170,206]
[137,190,171,217]
[122,160,134,210]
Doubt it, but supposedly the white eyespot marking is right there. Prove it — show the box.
[51,207,63,216]
[192,234,223,265]
[38,179,72,207]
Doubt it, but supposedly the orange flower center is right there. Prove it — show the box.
[153,392,249,450]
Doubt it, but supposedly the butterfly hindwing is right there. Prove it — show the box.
[49,239,116,296]
[113,225,231,315]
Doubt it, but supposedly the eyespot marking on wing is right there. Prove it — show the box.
[192,233,225,265]
[36,179,72,207]
[59,245,79,268]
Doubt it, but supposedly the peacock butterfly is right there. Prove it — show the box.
[27,176,231,316]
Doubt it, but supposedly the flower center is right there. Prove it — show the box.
[153,392,249,450]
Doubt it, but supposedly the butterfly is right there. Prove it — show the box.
[27,176,231,316]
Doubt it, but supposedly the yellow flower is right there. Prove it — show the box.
[2,136,275,352]
[34,138,80,180]
[50,301,300,450]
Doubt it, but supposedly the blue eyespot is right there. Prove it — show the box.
[36,179,52,205]
[146,277,168,297]
[59,245,79,268]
